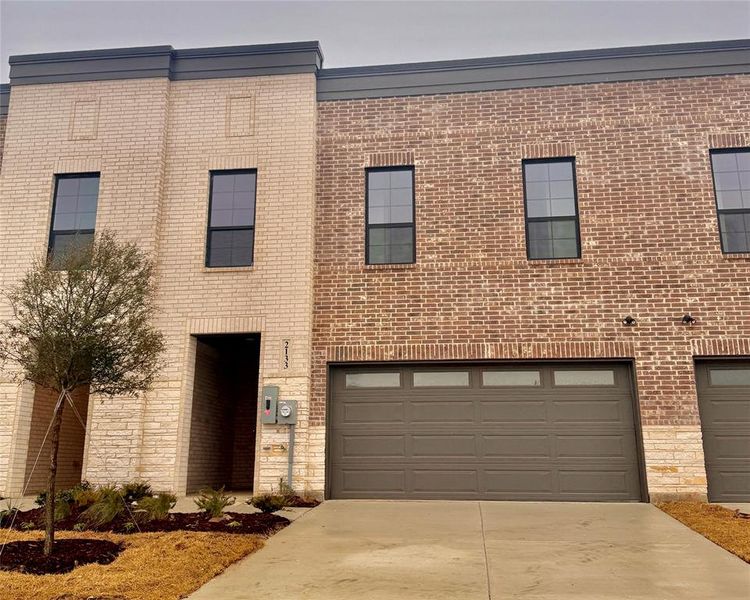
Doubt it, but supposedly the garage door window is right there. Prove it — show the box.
[482,371,541,387]
[413,371,470,387]
[345,373,401,388]
[554,370,615,386]
[709,368,750,386]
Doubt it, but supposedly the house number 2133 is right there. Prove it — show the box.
[282,339,290,370]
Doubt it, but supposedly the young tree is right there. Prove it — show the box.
[0,231,165,555]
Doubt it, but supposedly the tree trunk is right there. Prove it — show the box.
[43,390,67,557]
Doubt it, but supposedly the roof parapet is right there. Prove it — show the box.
[8,41,323,86]
[317,39,750,100]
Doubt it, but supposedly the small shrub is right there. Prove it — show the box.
[73,522,87,532]
[36,481,93,516]
[20,521,35,531]
[122,521,136,533]
[54,499,72,521]
[121,480,153,503]
[227,520,241,528]
[278,478,296,502]
[137,492,176,520]
[80,485,125,528]
[72,486,99,509]
[0,501,20,527]
[194,487,235,519]
[250,493,287,514]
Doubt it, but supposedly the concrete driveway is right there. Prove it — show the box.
[190,500,750,600]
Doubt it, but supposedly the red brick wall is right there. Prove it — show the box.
[313,75,750,428]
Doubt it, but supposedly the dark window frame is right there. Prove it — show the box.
[364,165,417,265]
[521,157,582,261]
[205,168,257,268]
[48,172,100,258]
[709,147,750,255]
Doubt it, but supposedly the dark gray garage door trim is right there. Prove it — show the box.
[325,359,648,501]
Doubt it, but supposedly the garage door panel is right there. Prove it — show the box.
[705,434,750,459]
[485,469,554,493]
[711,472,750,500]
[412,435,476,457]
[338,469,406,494]
[480,401,547,422]
[329,363,642,501]
[483,435,551,458]
[557,434,636,459]
[413,470,478,493]
[559,469,632,495]
[551,399,633,425]
[341,435,406,458]
[341,401,404,424]
[699,400,750,426]
[410,400,475,423]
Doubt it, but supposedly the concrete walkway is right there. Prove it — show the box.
[189,500,750,600]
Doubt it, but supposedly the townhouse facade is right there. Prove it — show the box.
[0,39,748,502]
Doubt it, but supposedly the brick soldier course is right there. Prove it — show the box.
[0,40,748,501]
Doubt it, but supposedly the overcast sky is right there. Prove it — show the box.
[1,0,748,82]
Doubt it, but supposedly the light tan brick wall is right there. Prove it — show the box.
[0,73,317,496]
[0,114,7,169]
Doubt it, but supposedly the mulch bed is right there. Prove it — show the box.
[7,507,289,536]
[0,530,265,600]
[0,538,122,575]
[656,501,750,563]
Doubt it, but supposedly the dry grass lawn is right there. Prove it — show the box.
[656,501,750,563]
[0,529,264,600]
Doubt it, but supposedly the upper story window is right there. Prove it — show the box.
[366,167,415,264]
[49,173,100,263]
[206,170,256,268]
[522,158,580,260]
[711,149,750,254]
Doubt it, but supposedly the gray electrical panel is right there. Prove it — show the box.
[261,385,279,424]
[277,399,297,425]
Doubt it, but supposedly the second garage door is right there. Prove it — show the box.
[328,363,643,501]
[696,361,750,502]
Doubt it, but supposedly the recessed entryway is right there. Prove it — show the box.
[328,362,643,501]
[186,334,260,493]
[696,360,750,502]
[24,385,90,493]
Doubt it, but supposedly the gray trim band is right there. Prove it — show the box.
[9,41,322,86]
[0,83,9,117]
[317,39,750,100]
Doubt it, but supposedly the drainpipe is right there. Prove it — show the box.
[287,424,295,489]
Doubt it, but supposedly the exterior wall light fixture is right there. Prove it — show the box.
[681,314,697,325]
[622,316,637,326]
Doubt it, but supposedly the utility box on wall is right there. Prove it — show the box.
[277,400,297,425]
[261,385,279,424]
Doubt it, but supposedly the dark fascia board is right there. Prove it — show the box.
[8,41,322,86]
[317,39,750,101]
[0,83,9,117]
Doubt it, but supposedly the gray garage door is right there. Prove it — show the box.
[696,361,750,502]
[328,363,643,500]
